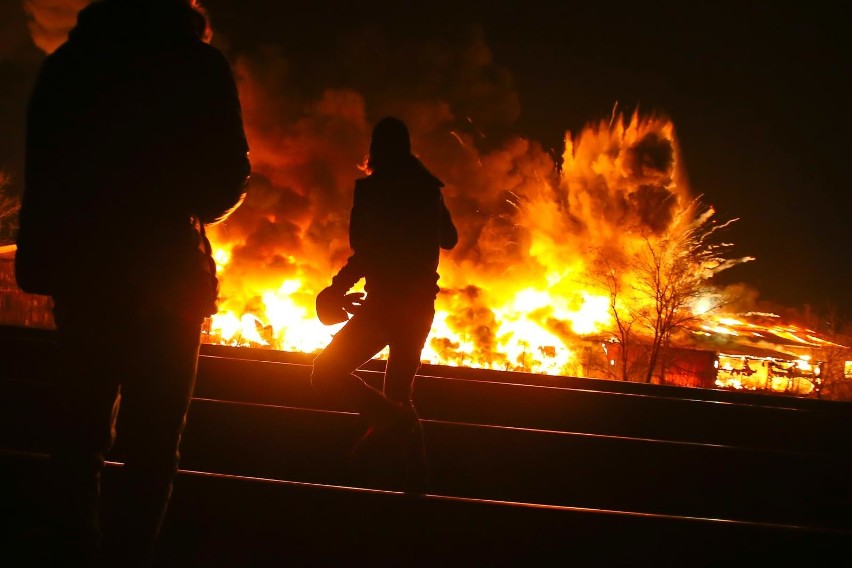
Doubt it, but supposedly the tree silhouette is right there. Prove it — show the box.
[590,199,753,382]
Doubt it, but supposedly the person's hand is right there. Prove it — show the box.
[341,292,365,315]
[316,286,349,325]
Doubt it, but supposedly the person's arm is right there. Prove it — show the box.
[329,184,367,291]
[15,51,80,294]
[20,54,71,224]
[330,254,363,293]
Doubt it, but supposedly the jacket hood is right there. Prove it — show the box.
[68,0,208,46]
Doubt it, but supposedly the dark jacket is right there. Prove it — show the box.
[15,0,249,306]
[332,156,457,300]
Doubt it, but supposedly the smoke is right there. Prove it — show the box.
[203,14,714,362]
[22,0,90,54]
[436,285,506,368]
[560,113,687,248]
[7,2,735,361]
[208,25,541,311]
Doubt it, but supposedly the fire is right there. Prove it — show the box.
[699,312,847,395]
[204,105,701,375]
[6,1,754,378]
[6,2,847,391]
[698,314,845,353]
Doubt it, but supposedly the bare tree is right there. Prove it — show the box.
[589,252,646,380]
[590,200,753,383]
[635,203,753,382]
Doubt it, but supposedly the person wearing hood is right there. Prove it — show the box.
[15,0,249,565]
[311,116,457,492]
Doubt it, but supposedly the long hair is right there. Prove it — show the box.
[366,117,412,173]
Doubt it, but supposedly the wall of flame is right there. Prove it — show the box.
[20,0,810,377]
[207,55,695,375]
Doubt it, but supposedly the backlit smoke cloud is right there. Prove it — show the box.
[211,28,540,301]
[216,30,688,295]
[23,0,90,54]
[8,2,742,365]
[201,18,714,366]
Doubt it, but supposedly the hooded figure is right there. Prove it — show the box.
[15,1,249,565]
[311,116,457,493]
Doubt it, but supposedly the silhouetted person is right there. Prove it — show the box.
[312,116,457,492]
[14,0,249,565]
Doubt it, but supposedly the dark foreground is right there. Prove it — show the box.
[2,325,851,566]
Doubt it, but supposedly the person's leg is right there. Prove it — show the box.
[49,298,123,565]
[382,300,435,492]
[384,301,435,406]
[105,309,201,566]
[311,306,400,427]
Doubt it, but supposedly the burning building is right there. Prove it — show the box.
[694,313,850,397]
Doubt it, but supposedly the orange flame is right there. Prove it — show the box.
[205,95,705,374]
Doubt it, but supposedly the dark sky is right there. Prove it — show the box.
[202,0,850,320]
[2,0,849,321]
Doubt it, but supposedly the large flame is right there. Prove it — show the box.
[23,0,90,54]
[205,102,701,375]
[10,2,846,386]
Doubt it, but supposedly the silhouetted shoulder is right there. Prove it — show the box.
[354,176,370,190]
[186,40,234,69]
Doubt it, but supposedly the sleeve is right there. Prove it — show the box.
[15,52,82,294]
[18,55,72,244]
[330,254,362,293]
[329,184,366,291]
[20,55,65,224]
[439,193,458,250]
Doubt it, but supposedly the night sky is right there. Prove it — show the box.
[1,0,849,322]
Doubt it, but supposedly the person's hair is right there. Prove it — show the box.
[367,116,412,172]
[119,0,212,42]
